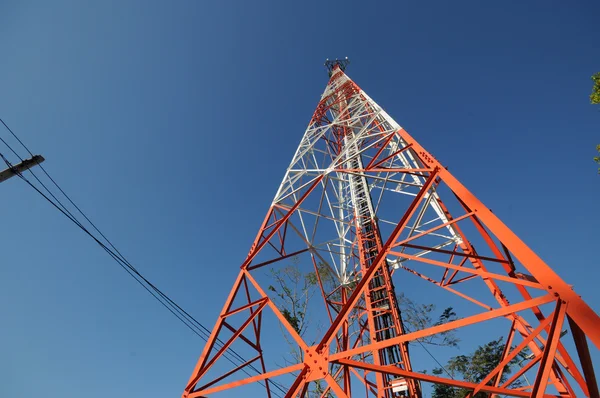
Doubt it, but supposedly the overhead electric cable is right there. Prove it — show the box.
[401,322,454,380]
[0,149,286,396]
[0,118,287,396]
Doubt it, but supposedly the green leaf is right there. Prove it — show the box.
[591,72,600,105]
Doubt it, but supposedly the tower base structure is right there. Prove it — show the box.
[182,64,599,398]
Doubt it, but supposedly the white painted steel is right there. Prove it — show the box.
[270,71,462,285]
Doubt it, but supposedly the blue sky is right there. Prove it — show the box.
[1,1,599,397]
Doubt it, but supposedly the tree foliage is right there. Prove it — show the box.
[267,264,316,337]
[268,261,338,335]
[431,337,529,398]
[591,72,600,105]
[267,261,336,396]
[397,292,459,347]
[268,263,529,398]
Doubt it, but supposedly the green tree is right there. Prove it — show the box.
[267,261,337,339]
[268,263,534,398]
[268,263,459,397]
[397,292,459,347]
[590,72,600,105]
[431,337,529,398]
[268,264,316,342]
[268,265,460,350]
[267,261,336,397]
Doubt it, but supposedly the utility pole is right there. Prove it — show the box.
[0,155,45,183]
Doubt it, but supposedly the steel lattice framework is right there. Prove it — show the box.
[182,63,599,398]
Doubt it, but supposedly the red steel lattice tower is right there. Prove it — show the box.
[182,61,600,398]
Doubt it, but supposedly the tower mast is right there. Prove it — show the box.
[182,62,599,398]
[325,59,420,398]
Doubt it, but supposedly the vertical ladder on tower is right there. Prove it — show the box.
[345,138,419,398]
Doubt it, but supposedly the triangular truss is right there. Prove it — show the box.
[182,64,599,398]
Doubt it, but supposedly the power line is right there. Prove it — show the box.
[2,118,449,394]
[2,116,452,394]
[0,148,287,397]
[2,116,454,395]
[0,122,83,225]
[404,324,454,380]
[0,119,287,396]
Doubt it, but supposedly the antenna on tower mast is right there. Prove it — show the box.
[324,57,350,76]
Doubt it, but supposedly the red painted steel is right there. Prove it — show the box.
[182,65,599,398]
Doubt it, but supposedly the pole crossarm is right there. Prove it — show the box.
[0,154,45,183]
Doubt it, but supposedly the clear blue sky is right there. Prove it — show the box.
[1,1,599,397]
